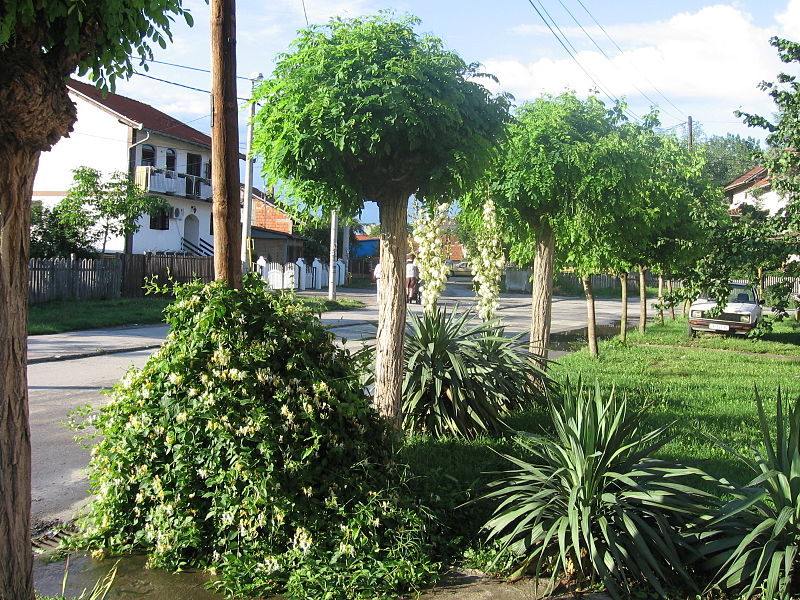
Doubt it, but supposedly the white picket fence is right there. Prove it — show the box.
[255,257,346,291]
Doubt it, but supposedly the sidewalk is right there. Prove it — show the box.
[26,285,655,363]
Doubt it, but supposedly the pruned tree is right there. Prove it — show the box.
[0,2,193,596]
[475,93,617,364]
[251,13,509,425]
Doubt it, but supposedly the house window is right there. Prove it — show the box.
[141,144,156,167]
[149,209,169,231]
[165,148,176,172]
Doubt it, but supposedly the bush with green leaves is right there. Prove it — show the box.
[701,390,800,600]
[479,381,717,599]
[74,274,436,599]
[402,306,552,438]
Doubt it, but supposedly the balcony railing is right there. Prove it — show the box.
[135,166,212,200]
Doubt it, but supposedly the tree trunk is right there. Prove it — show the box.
[757,266,764,299]
[375,197,408,428]
[530,221,555,366]
[0,143,37,600]
[657,274,664,326]
[619,273,628,342]
[211,0,242,289]
[582,276,598,358]
[639,265,647,334]
[667,279,676,320]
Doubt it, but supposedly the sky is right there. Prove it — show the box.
[103,0,800,223]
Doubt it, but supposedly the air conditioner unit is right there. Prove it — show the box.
[170,206,184,219]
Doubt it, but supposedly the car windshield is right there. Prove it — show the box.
[728,287,756,304]
[698,286,757,304]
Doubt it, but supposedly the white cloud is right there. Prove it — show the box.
[485,3,784,128]
[775,0,800,39]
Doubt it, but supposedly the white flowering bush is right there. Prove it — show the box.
[471,197,504,321]
[412,200,451,312]
[73,274,436,599]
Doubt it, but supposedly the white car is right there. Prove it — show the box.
[688,283,763,337]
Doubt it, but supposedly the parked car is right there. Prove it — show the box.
[449,260,472,277]
[687,283,763,337]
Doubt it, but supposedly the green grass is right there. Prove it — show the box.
[553,334,800,486]
[341,275,375,289]
[28,297,172,335]
[627,315,800,356]
[28,295,365,335]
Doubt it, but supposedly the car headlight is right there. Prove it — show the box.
[690,310,702,318]
[740,315,751,323]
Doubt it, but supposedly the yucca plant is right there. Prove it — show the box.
[701,390,800,600]
[402,306,551,438]
[479,381,716,598]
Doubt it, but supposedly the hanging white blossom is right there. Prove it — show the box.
[411,200,450,312]
[471,196,504,321]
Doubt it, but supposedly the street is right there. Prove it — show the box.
[28,283,654,527]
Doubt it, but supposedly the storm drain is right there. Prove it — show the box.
[32,529,75,554]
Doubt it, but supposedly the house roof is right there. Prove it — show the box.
[355,235,379,241]
[67,79,213,150]
[724,165,769,194]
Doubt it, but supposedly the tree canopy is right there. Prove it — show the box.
[251,12,511,215]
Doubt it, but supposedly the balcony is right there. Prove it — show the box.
[135,166,212,201]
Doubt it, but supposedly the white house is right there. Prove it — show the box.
[724,166,787,217]
[33,79,228,256]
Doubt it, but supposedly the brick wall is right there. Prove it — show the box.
[254,202,293,234]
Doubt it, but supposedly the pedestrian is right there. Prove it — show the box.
[406,255,420,303]
[373,261,382,303]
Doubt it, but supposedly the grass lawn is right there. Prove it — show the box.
[29,295,365,335]
[553,324,800,485]
[402,315,800,552]
[627,314,800,356]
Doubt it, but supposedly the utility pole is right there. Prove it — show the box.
[687,115,693,151]
[241,73,262,273]
[328,210,338,300]
[211,0,242,288]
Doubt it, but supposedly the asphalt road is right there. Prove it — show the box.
[28,284,653,527]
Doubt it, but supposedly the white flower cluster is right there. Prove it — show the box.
[411,200,451,313]
[471,197,505,321]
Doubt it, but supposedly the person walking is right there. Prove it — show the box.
[406,255,420,303]
[373,261,382,304]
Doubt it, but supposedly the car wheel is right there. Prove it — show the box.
[687,321,697,339]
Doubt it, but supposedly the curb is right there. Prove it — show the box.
[27,344,163,365]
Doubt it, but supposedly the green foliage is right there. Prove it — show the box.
[700,133,761,189]
[30,203,97,259]
[480,381,717,598]
[73,275,436,599]
[252,12,511,213]
[738,37,800,203]
[60,167,168,253]
[402,307,552,438]
[701,390,800,600]
[1,0,194,91]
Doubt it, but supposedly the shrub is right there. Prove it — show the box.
[479,381,716,599]
[701,390,800,600]
[74,274,436,599]
[402,306,552,438]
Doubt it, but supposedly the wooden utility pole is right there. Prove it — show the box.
[211,0,242,288]
[687,115,693,151]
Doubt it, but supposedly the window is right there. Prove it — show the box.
[165,148,176,173]
[141,144,156,167]
[149,209,169,231]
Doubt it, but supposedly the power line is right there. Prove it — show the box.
[133,71,250,101]
[525,0,642,122]
[572,0,687,118]
[135,56,254,81]
[551,0,684,123]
